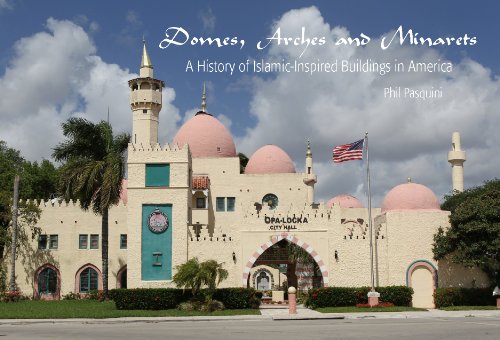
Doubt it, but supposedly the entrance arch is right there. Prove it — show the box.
[242,233,328,287]
[406,260,437,308]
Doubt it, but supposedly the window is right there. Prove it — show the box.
[49,235,58,249]
[90,234,99,249]
[145,164,170,187]
[79,234,88,249]
[227,197,235,212]
[215,197,236,212]
[196,197,206,209]
[38,235,47,250]
[216,197,225,212]
[38,267,57,294]
[120,234,127,249]
[79,267,98,293]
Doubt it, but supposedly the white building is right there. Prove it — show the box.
[4,43,487,308]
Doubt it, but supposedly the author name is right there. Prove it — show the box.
[384,86,443,100]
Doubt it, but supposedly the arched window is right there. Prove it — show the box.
[38,267,57,295]
[79,267,99,293]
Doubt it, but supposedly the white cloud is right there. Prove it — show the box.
[0,0,11,10]
[199,7,216,33]
[0,18,180,160]
[236,6,500,206]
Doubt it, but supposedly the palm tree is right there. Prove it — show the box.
[53,118,130,299]
[173,258,229,300]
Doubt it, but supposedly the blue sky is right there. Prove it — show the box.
[0,0,499,204]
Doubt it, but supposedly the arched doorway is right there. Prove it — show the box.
[243,233,328,289]
[117,265,127,289]
[407,260,437,308]
[34,264,60,300]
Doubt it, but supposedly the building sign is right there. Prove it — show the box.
[148,208,169,234]
[264,215,309,231]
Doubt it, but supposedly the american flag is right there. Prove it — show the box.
[333,139,364,163]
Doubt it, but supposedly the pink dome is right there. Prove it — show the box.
[173,112,236,158]
[381,182,440,212]
[327,194,364,208]
[119,179,128,204]
[245,145,296,174]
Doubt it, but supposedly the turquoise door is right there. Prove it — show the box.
[141,204,172,280]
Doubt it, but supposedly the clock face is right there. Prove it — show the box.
[148,209,169,233]
[262,194,279,210]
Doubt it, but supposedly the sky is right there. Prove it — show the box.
[0,0,499,206]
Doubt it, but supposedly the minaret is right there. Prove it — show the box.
[447,132,466,192]
[128,40,165,145]
[303,140,317,204]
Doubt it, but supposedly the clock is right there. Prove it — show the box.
[148,208,169,233]
[262,193,279,210]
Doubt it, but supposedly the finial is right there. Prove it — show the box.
[407,177,412,183]
[306,139,312,158]
[201,82,207,112]
[141,39,153,69]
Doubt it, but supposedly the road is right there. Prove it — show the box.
[0,317,499,339]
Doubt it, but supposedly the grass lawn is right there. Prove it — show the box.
[316,306,427,313]
[440,306,498,311]
[0,300,261,319]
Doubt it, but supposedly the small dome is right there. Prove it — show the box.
[381,182,440,212]
[327,194,364,208]
[173,112,236,158]
[245,145,296,174]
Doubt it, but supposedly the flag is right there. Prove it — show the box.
[333,139,364,163]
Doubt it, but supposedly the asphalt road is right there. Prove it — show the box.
[0,317,499,339]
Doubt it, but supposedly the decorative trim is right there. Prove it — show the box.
[406,259,438,288]
[252,267,274,290]
[242,233,328,287]
[33,263,61,300]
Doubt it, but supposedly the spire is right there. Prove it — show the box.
[141,38,153,69]
[306,140,312,158]
[201,82,207,112]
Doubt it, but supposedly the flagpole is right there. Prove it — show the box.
[365,132,375,293]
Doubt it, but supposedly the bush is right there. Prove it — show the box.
[1,291,23,302]
[305,286,413,309]
[200,299,225,312]
[62,292,82,300]
[211,288,260,309]
[110,287,260,310]
[110,288,191,310]
[434,287,496,308]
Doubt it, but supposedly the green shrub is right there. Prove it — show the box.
[305,286,413,309]
[434,287,496,308]
[62,292,82,300]
[110,287,260,310]
[110,288,191,310]
[211,288,260,309]
[200,299,225,312]
[377,286,413,307]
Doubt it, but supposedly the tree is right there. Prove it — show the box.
[52,118,129,299]
[173,258,228,300]
[433,179,500,284]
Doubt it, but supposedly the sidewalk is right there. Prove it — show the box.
[0,307,498,325]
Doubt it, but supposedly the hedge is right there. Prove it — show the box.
[110,288,191,310]
[109,288,260,310]
[434,287,496,308]
[305,286,413,309]
[212,288,260,309]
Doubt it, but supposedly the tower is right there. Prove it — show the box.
[447,132,466,192]
[129,40,165,145]
[303,140,317,204]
